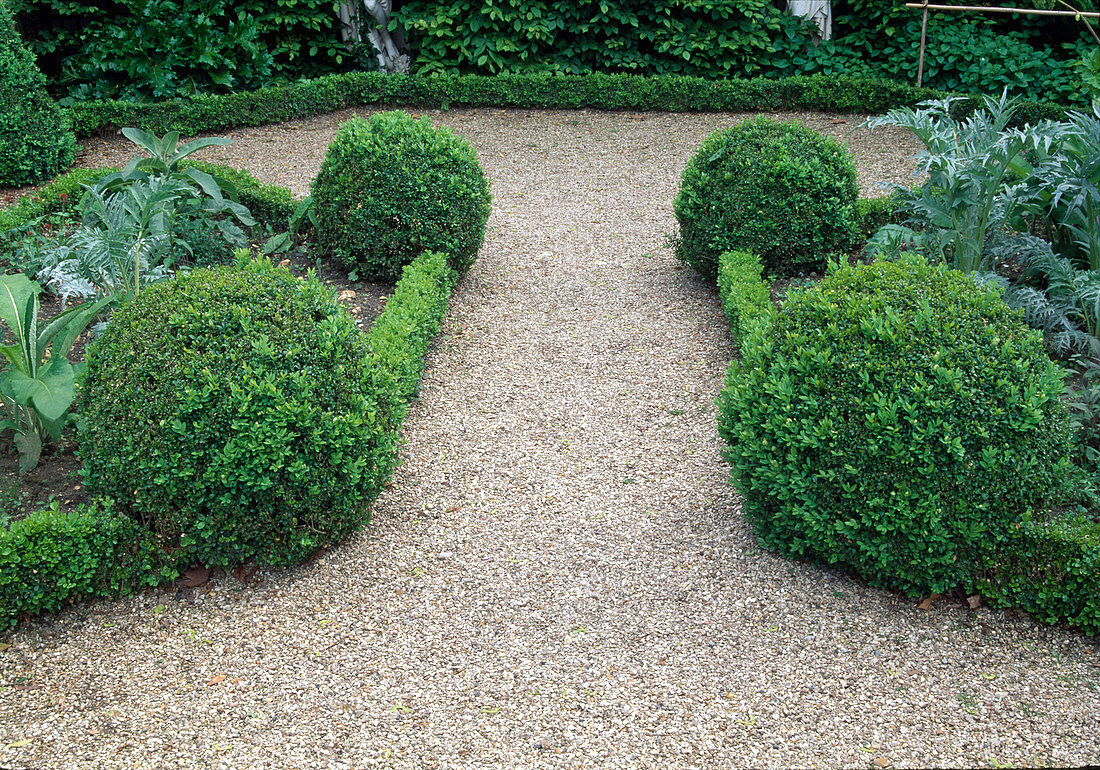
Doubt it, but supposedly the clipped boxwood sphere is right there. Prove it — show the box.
[79,258,394,568]
[674,117,859,279]
[0,0,76,187]
[718,256,1072,595]
[312,111,491,282]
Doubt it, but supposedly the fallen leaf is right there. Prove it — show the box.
[232,565,258,584]
[918,593,941,611]
[208,674,226,685]
[873,758,889,768]
[831,119,847,125]
[184,567,211,588]
[967,594,982,610]
[0,643,11,652]
[7,739,31,748]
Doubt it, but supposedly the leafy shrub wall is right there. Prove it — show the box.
[765,0,1094,106]
[10,0,366,99]
[396,0,788,78]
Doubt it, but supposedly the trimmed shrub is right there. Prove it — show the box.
[674,117,859,279]
[311,111,491,282]
[718,255,1073,595]
[0,0,76,186]
[79,257,392,568]
[716,249,773,346]
[0,499,179,628]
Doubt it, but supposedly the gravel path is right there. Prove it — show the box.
[2,108,1098,769]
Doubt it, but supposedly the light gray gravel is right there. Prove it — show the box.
[1,108,1098,769]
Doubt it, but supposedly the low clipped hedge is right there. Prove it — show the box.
[367,249,457,406]
[716,250,772,346]
[62,71,1072,138]
[0,500,181,628]
[979,511,1100,635]
[718,255,1073,596]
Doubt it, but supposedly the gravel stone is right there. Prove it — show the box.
[1,108,1097,769]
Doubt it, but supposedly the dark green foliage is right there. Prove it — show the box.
[767,15,1090,107]
[0,499,180,628]
[718,256,1073,595]
[716,250,772,346]
[766,0,1094,107]
[12,0,359,100]
[312,111,491,281]
[396,0,787,78]
[62,71,1072,139]
[978,510,1100,635]
[56,0,274,101]
[173,217,235,268]
[674,117,859,279]
[79,257,389,569]
[0,0,75,186]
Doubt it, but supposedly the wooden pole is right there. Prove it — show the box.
[918,3,929,88]
[903,3,1100,18]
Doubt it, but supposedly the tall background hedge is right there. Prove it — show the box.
[7,0,1098,104]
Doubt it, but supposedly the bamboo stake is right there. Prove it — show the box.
[904,3,1100,18]
[918,2,930,87]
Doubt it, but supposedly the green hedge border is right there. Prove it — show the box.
[716,250,773,347]
[64,72,1072,138]
[0,180,458,628]
[0,500,182,626]
[979,512,1100,635]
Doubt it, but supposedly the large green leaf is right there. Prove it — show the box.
[41,296,113,363]
[168,137,232,168]
[5,358,76,422]
[0,274,43,373]
[121,127,162,157]
[14,430,42,475]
